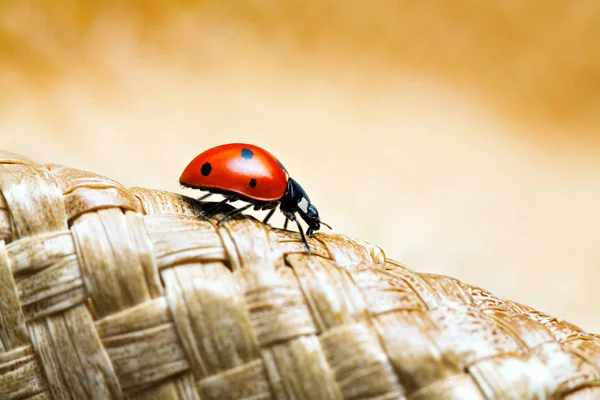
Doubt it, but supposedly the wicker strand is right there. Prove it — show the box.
[0,149,599,399]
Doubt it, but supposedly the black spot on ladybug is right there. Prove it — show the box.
[249,178,257,188]
[241,148,254,160]
[201,162,212,176]
[277,159,288,172]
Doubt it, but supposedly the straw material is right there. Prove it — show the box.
[0,149,599,400]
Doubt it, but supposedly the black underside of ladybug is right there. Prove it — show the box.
[180,179,319,252]
[179,181,278,207]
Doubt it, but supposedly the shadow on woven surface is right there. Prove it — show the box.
[1,149,599,399]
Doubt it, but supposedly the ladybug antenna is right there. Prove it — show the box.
[320,220,332,230]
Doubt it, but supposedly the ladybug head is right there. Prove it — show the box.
[283,178,322,236]
[301,203,321,236]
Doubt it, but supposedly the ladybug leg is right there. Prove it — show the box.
[199,198,229,218]
[216,203,253,225]
[197,193,212,202]
[199,195,239,218]
[294,219,311,253]
[283,217,290,230]
[262,208,277,225]
[283,211,311,253]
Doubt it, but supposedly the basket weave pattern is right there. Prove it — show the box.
[0,149,599,399]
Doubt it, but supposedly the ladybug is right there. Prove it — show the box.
[179,143,330,251]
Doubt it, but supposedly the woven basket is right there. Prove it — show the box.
[0,149,599,400]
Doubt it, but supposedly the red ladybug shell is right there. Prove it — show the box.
[180,143,289,202]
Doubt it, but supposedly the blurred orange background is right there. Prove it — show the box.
[1,1,599,331]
